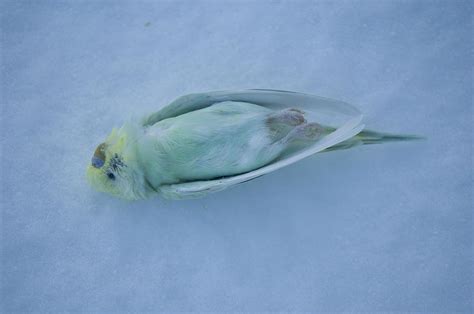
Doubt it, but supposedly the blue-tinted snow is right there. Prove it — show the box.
[1,1,472,312]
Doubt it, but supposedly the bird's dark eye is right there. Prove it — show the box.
[107,172,115,180]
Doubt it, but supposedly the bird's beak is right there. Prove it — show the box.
[91,143,106,168]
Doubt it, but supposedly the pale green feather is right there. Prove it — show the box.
[322,128,424,152]
[140,101,276,186]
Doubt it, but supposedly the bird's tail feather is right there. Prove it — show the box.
[323,128,424,152]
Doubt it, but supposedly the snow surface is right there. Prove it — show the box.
[1,1,472,312]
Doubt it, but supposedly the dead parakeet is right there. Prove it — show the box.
[86,89,419,200]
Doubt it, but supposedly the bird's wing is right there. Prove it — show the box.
[143,89,361,126]
[142,93,215,126]
[156,89,364,200]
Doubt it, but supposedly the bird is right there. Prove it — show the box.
[86,89,421,200]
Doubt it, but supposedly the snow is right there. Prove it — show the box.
[1,1,472,312]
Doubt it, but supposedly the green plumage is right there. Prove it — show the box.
[140,101,274,185]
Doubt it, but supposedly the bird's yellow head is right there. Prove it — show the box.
[86,125,152,200]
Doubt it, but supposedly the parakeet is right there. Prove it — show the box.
[86,89,419,200]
